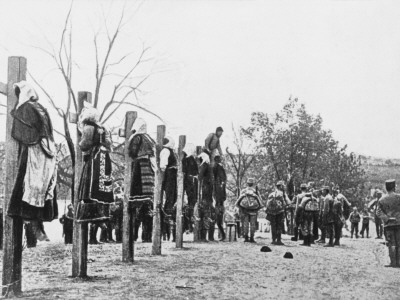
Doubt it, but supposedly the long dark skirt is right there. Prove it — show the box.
[76,148,113,223]
[162,168,178,215]
[129,157,155,209]
[8,145,58,221]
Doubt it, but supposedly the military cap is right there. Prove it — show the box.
[385,179,396,191]
[376,189,383,195]
[283,252,293,259]
[247,178,255,185]
[322,186,330,192]
[260,246,272,253]
[276,180,285,186]
[300,183,308,189]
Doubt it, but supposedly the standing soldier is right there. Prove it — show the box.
[213,154,227,241]
[204,127,224,167]
[59,204,74,244]
[160,136,178,242]
[360,206,370,238]
[236,178,263,243]
[266,181,291,245]
[297,192,319,246]
[322,186,336,247]
[333,195,344,246]
[291,183,308,242]
[370,190,384,239]
[376,179,400,268]
[182,143,199,233]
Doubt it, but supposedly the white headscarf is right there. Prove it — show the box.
[78,106,100,132]
[199,152,210,165]
[129,118,147,142]
[182,143,196,157]
[13,81,39,109]
[163,136,175,149]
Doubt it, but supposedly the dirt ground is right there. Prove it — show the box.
[1,220,400,300]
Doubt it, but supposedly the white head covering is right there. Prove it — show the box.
[163,136,175,149]
[199,152,210,165]
[78,106,100,132]
[182,143,196,157]
[131,118,147,134]
[129,118,147,142]
[13,81,39,108]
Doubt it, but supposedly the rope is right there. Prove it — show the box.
[0,279,21,298]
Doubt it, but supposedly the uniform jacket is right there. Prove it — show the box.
[376,192,400,227]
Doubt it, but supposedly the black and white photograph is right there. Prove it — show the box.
[0,0,400,299]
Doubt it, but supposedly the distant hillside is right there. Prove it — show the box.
[360,154,400,190]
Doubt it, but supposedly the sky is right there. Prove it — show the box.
[0,0,399,158]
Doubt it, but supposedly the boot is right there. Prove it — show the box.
[324,237,334,247]
[310,235,315,244]
[208,226,215,241]
[89,225,100,244]
[385,246,397,267]
[276,234,284,246]
[396,247,400,267]
[299,231,304,241]
[317,238,326,244]
[249,236,256,243]
[108,226,115,243]
[301,235,310,246]
[334,238,340,246]
[244,235,249,243]
[99,228,108,243]
[291,227,299,241]
[219,230,226,242]
[31,220,50,242]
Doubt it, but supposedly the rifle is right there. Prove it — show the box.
[283,189,290,234]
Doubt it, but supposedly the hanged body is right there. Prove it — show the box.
[7,81,58,241]
[76,107,114,231]
[128,118,156,243]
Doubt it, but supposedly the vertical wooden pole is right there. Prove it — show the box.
[175,135,186,248]
[193,146,202,242]
[72,91,92,278]
[122,111,137,262]
[151,125,165,255]
[2,56,26,297]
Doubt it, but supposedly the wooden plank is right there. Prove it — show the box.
[122,111,137,262]
[0,82,7,96]
[175,135,186,248]
[193,146,202,242]
[151,125,165,255]
[71,91,92,278]
[2,56,26,297]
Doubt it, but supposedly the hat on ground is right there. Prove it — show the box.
[276,180,285,187]
[247,178,255,185]
[260,246,272,253]
[385,179,396,191]
[283,252,293,259]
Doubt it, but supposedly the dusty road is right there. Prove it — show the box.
[1,222,399,300]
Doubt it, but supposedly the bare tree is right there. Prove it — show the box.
[225,124,258,197]
[29,3,164,202]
